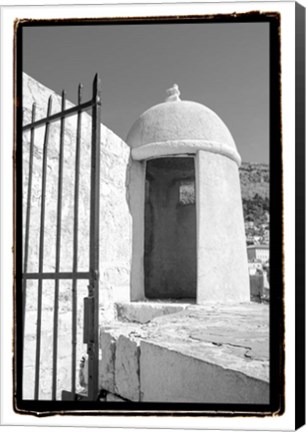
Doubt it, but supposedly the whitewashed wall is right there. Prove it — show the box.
[22,73,132,399]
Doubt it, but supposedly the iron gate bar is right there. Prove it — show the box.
[87,73,101,401]
[23,272,91,280]
[71,83,83,398]
[22,99,94,131]
[23,102,36,341]
[34,95,52,400]
[52,90,66,400]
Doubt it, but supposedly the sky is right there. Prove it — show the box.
[22,21,269,163]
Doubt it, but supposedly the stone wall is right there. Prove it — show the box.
[22,73,132,399]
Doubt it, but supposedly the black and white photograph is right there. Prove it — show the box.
[0,0,303,428]
[17,14,279,410]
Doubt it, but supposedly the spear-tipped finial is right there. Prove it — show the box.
[165,83,181,102]
[47,94,53,116]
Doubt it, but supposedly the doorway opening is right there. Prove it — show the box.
[144,157,197,301]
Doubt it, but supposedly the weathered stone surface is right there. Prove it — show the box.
[100,332,117,393]
[143,303,269,383]
[140,341,269,403]
[115,335,140,402]
[115,301,188,324]
[100,302,269,403]
[99,324,146,396]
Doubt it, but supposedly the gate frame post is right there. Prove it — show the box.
[87,73,101,400]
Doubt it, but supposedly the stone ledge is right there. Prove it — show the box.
[100,302,269,403]
[140,340,269,403]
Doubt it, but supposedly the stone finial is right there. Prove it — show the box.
[165,84,181,102]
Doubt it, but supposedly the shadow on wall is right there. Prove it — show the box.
[125,155,198,303]
[144,157,197,300]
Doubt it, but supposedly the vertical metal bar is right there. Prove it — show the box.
[52,91,66,400]
[34,96,52,400]
[87,74,101,400]
[71,84,83,398]
[23,103,36,341]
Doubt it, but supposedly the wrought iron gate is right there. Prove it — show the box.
[22,74,101,401]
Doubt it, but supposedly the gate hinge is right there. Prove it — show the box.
[83,296,94,344]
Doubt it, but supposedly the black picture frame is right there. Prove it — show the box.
[11,5,304,425]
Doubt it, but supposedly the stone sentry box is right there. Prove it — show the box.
[127,84,249,303]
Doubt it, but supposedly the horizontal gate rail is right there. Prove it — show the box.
[22,74,101,402]
[22,98,95,131]
[23,272,91,280]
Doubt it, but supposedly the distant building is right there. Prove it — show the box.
[247,244,269,263]
[262,229,270,244]
[248,261,263,275]
[245,221,254,229]
[246,236,254,246]
[253,235,261,245]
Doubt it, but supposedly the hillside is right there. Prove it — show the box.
[239,162,269,224]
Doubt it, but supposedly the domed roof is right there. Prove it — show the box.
[126,84,241,166]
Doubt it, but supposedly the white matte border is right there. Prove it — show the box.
[0,1,297,430]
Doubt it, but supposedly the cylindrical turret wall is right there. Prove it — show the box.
[195,150,249,303]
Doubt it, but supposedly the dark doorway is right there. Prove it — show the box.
[144,157,197,300]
